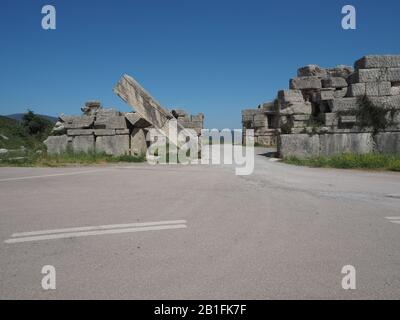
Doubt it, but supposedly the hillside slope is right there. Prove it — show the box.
[0,116,27,149]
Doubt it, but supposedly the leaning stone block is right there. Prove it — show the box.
[328,98,359,112]
[386,68,400,82]
[96,135,129,156]
[322,77,348,88]
[278,90,304,104]
[279,134,320,158]
[355,55,400,69]
[290,77,322,90]
[297,65,327,78]
[72,135,95,153]
[320,133,374,155]
[44,135,69,154]
[365,81,392,96]
[67,129,94,136]
[375,132,400,154]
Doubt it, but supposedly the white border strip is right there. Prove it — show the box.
[5,224,187,244]
[11,220,187,238]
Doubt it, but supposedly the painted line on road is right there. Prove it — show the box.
[385,217,400,224]
[0,169,111,183]
[11,220,187,237]
[5,224,187,244]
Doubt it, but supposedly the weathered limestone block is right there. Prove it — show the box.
[293,114,311,121]
[44,135,69,154]
[348,83,366,97]
[365,82,392,96]
[279,134,320,158]
[322,77,348,88]
[125,112,152,128]
[314,89,335,102]
[375,132,400,153]
[391,86,400,96]
[191,114,204,122]
[61,115,94,129]
[327,65,354,78]
[324,113,339,126]
[340,115,357,124]
[94,116,127,129]
[67,129,94,136]
[355,55,400,69]
[95,135,129,156]
[116,129,130,135]
[94,129,116,136]
[290,77,322,90]
[82,101,101,115]
[368,95,400,110]
[114,75,199,147]
[328,98,359,112]
[280,102,312,115]
[171,109,188,118]
[297,65,327,78]
[320,133,374,155]
[293,120,308,128]
[72,135,95,153]
[386,68,400,82]
[333,87,348,98]
[278,90,304,104]
[348,69,385,83]
[130,128,148,156]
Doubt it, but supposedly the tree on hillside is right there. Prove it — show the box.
[22,110,53,137]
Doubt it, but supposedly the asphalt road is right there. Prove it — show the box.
[1,148,400,299]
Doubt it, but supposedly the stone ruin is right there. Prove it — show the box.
[242,55,400,157]
[242,101,279,146]
[44,100,204,156]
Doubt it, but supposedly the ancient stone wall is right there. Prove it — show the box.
[45,101,204,156]
[269,55,400,157]
[241,102,279,146]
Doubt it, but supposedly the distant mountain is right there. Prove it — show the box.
[5,113,58,123]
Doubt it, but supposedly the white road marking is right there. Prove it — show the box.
[0,169,110,182]
[385,217,400,224]
[5,224,187,244]
[11,220,187,237]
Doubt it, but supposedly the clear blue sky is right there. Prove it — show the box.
[1,0,400,128]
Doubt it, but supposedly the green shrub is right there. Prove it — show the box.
[283,153,400,172]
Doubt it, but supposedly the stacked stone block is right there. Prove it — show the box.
[242,102,279,146]
[171,109,204,135]
[277,55,400,158]
[45,101,205,156]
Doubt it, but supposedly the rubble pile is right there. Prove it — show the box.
[44,101,204,156]
[242,55,400,156]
